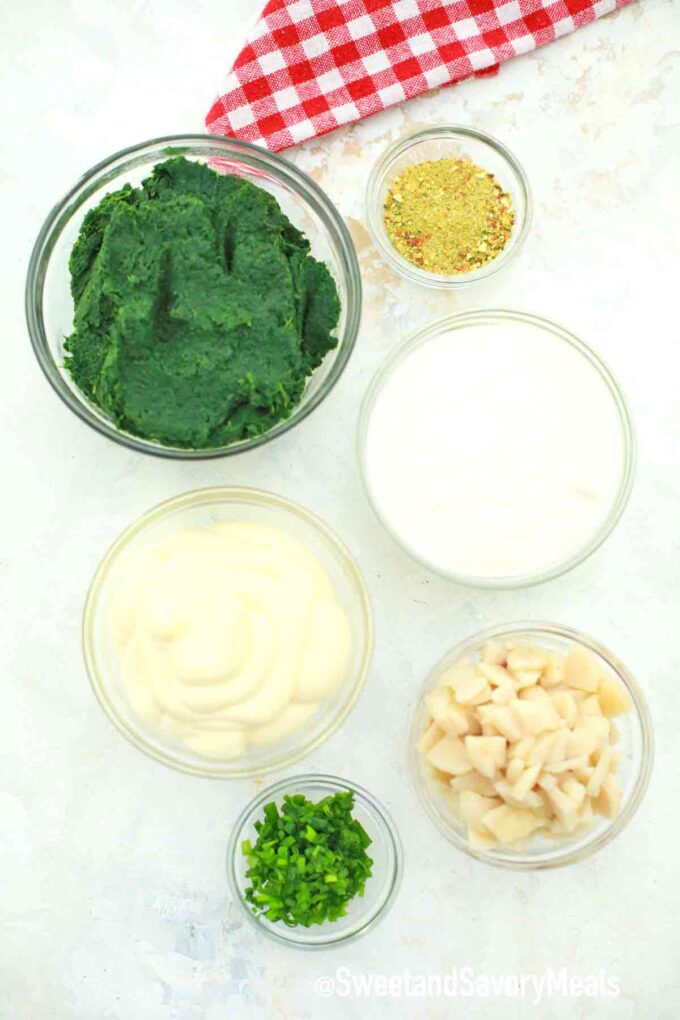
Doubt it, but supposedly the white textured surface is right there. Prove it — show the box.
[2,1,679,1017]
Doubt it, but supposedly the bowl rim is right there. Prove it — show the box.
[358,308,636,589]
[82,486,374,778]
[408,621,654,870]
[25,133,362,459]
[365,125,532,289]
[226,773,404,948]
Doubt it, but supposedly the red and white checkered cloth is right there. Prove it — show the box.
[206,0,632,151]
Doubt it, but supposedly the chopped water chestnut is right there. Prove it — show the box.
[417,640,632,849]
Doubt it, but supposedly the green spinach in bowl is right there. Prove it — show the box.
[65,157,340,448]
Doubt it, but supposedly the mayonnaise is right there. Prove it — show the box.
[113,521,352,759]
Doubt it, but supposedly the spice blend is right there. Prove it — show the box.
[383,157,515,275]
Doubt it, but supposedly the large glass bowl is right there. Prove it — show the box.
[409,622,653,870]
[366,126,531,288]
[83,487,373,777]
[358,309,635,589]
[227,774,403,948]
[26,135,362,458]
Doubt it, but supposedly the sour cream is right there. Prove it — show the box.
[113,522,352,759]
[363,316,628,582]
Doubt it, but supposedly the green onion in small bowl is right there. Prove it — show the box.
[227,775,403,949]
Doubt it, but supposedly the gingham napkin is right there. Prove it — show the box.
[206,0,632,151]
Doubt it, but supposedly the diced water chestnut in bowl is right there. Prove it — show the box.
[417,639,632,852]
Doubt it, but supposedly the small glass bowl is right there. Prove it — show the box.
[366,126,531,288]
[26,134,362,458]
[409,622,654,870]
[227,774,403,948]
[358,309,636,589]
[83,487,373,778]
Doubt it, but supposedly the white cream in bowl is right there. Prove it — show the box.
[112,521,352,758]
[363,314,630,584]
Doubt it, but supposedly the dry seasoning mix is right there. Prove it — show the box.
[383,158,515,275]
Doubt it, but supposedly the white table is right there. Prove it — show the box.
[2,1,679,1016]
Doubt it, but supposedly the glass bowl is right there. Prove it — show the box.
[227,774,403,948]
[409,622,653,870]
[366,126,531,288]
[26,134,362,458]
[358,309,635,589]
[83,487,373,778]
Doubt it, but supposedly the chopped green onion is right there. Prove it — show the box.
[241,790,373,928]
